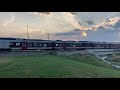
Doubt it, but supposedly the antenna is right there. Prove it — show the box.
[27,25,30,39]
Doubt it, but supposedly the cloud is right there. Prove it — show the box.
[29,12,120,33]
[27,28,46,33]
[32,12,52,16]
[55,29,81,36]
[93,25,106,30]
[37,12,51,15]
[84,20,95,25]
[3,13,16,27]
[34,12,77,16]
[113,20,120,29]
[92,17,120,30]
[30,12,85,30]
[55,29,87,37]
[61,12,85,30]
[68,12,77,15]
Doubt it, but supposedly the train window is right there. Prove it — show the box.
[43,44,47,47]
[73,45,76,47]
[78,44,82,47]
[47,43,52,47]
[55,44,59,47]
[76,44,78,47]
[38,43,42,47]
[59,44,62,47]
[16,43,21,47]
[16,43,20,45]
[33,43,38,47]
[28,43,33,47]
[9,42,14,46]
[9,42,16,47]
[98,45,100,47]
[66,43,69,47]
[70,43,73,47]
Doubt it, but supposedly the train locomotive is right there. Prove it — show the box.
[0,37,120,51]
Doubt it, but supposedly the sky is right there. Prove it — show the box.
[0,12,120,42]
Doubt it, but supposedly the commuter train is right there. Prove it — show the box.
[0,37,120,51]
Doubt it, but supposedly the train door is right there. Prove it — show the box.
[63,42,66,49]
[21,42,27,50]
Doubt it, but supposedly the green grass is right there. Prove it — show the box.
[62,53,114,69]
[0,54,120,78]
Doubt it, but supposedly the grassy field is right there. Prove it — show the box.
[0,53,120,78]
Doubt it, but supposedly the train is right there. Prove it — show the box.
[0,37,120,52]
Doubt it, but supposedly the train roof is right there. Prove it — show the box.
[25,39,52,41]
[0,37,22,40]
[1,38,120,43]
[0,37,53,41]
[109,42,120,44]
[54,40,62,41]
[92,42,111,44]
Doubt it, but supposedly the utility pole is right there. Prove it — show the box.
[27,25,30,39]
[48,33,49,40]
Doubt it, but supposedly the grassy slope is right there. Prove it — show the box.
[63,53,113,69]
[0,54,120,78]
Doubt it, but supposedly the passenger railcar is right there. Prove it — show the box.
[0,38,23,51]
[53,40,64,50]
[26,39,53,50]
[109,42,120,49]
[92,42,110,49]
[82,41,93,49]
[1,37,120,51]
[64,41,83,50]
[0,38,54,51]
[0,40,11,51]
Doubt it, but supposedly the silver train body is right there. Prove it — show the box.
[0,38,120,51]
